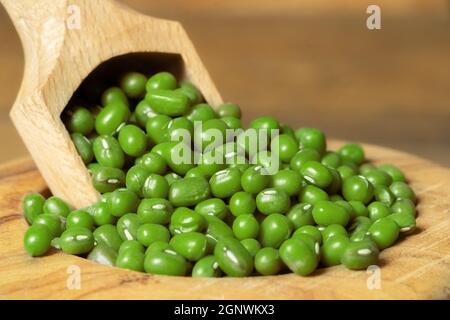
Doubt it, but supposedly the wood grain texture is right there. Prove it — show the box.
[1,0,222,208]
[0,141,449,300]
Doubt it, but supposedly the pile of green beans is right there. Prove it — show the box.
[22,71,418,277]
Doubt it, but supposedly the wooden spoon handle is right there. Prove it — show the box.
[0,0,69,99]
[0,0,163,98]
[0,0,162,47]
[0,0,66,44]
[0,0,62,21]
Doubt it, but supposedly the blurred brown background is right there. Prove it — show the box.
[1,0,449,166]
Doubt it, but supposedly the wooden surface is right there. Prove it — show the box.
[124,0,450,17]
[0,1,449,168]
[1,0,222,208]
[0,141,449,300]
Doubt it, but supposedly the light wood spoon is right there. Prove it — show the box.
[1,0,222,208]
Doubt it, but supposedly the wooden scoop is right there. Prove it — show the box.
[1,0,223,208]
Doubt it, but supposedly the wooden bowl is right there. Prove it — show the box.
[0,141,449,299]
[1,0,222,208]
